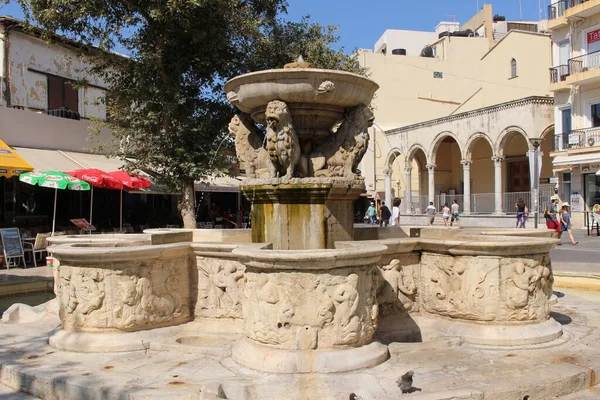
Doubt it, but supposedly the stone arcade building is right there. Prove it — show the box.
[383,96,555,222]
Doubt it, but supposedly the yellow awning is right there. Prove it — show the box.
[0,139,34,178]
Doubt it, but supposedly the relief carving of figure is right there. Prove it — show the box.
[213,263,245,315]
[504,259,548,320]
[228,113,275,178]
[115,276,146,329]
[332,274,361,345]
[310,104,373,178]
[63,269,105,328]
[377,259,417,316]
[265,100,301,179]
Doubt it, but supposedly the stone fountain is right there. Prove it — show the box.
[24,62,568,398]
[224,63,378,250]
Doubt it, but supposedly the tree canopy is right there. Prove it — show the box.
[11,0,367,226]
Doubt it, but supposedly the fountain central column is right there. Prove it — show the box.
[243,180,364,250]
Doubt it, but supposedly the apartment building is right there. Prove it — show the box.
[359,4,555,223]
[548,0,600,228]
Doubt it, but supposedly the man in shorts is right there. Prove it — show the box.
[545,195,561,238]
[450,200,460,227]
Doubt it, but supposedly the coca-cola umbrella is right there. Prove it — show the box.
[19,171,91,236]
[107,171,151,232]
[65,168,124,226]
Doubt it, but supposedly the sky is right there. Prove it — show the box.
[1,0,549,52]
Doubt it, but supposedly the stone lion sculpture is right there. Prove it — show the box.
[310,104,374,178]
[265,100,301,179]
[228,113,276,178]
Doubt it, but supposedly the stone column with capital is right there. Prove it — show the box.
[492,156,504,215]
[404,167,412,213]
[461,160,472,215]
[383,169,393,209]
[426,164,436,204]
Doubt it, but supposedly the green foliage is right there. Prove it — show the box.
[12,0,367,191]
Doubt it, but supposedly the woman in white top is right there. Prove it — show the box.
[391,198,401,226]
[442,203,450,226]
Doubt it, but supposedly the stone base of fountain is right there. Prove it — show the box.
[232,338,389,373]
[242,178,364,250]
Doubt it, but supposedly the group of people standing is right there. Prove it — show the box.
[366,199,401,227]
[424,200,461,227]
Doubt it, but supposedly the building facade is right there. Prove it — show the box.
[358,4,554,223]
[548,0,600,228]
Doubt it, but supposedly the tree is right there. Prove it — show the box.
[13,0,366,228]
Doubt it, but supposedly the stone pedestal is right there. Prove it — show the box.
[231,243,389,373]
[242,179,364,250]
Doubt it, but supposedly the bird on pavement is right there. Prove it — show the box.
[397,370,414,394]
[349,393,363,400]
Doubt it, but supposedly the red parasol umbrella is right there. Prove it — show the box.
[108,171,152,232]
[66,168,124,226]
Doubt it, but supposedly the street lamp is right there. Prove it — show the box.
[529,137,544,229]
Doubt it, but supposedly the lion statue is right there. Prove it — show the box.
[228,113,276,178]
[265,100,301,179]
[310,104,374,178]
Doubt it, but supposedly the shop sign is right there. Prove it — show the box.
[571,193,584,212]
[588,29,600,44]
[568,133,580,145]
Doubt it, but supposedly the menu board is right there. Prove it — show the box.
[0,228,24,258]
[70,219,96,231]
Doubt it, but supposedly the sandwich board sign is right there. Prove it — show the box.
[0,228,26,268]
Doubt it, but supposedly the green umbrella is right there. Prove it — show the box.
[19,171,91,235]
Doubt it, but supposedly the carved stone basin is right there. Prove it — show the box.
[224,68,379,140]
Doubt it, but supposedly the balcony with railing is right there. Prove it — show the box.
[549,65,571,90]
[567,50,600,84]
[553,132,570,152]
[566,0,600,19]
[568,127,600,149]
[548,0,570,20]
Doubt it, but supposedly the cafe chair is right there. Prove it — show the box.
[23,232,51,267]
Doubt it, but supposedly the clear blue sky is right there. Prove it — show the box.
[1,1,548,52]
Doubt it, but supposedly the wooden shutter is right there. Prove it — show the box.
[64,81,79,112]
[48,75,63,110]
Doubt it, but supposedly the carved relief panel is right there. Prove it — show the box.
[56,256,192,332]
[420,253,500,321]
[376,253,420,316]
[196,256,245,319]
[242,266,379,350]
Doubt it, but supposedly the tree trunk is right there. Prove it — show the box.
[178,180,196,229]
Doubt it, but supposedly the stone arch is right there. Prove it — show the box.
[465,132,494,160]
[406,143,428,165]
[428,131,464,162]
[385,147,403,170]
[495,125,532,156]
[540,124,555,139]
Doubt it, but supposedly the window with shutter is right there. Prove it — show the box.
[47,75,79,112]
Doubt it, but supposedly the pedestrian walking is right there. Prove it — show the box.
[366,201,377,225]
[544,195,561,239]
[380,201,391,227]
[391,198,401,227]
[515,198,528,228]
[450,200,460,227]
[442,203,450,227]
[559,202,578,245]
[424,202,436,226]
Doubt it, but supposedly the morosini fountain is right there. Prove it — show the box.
[4,62,578,399]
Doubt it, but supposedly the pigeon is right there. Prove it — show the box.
[397,370,414,394]
[348,393,363,400]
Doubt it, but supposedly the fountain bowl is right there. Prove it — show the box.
[224,68,379,140]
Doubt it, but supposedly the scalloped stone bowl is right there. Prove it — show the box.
[224,68,379,140]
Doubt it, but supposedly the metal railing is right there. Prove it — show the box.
[569,50,600,74]
[548,0,569,19]
[549,65,570,83]
[568,126,600,148]
[553,132,570,151]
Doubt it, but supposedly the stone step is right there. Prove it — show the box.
[0,384,40,399]
[558,386,600,399]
